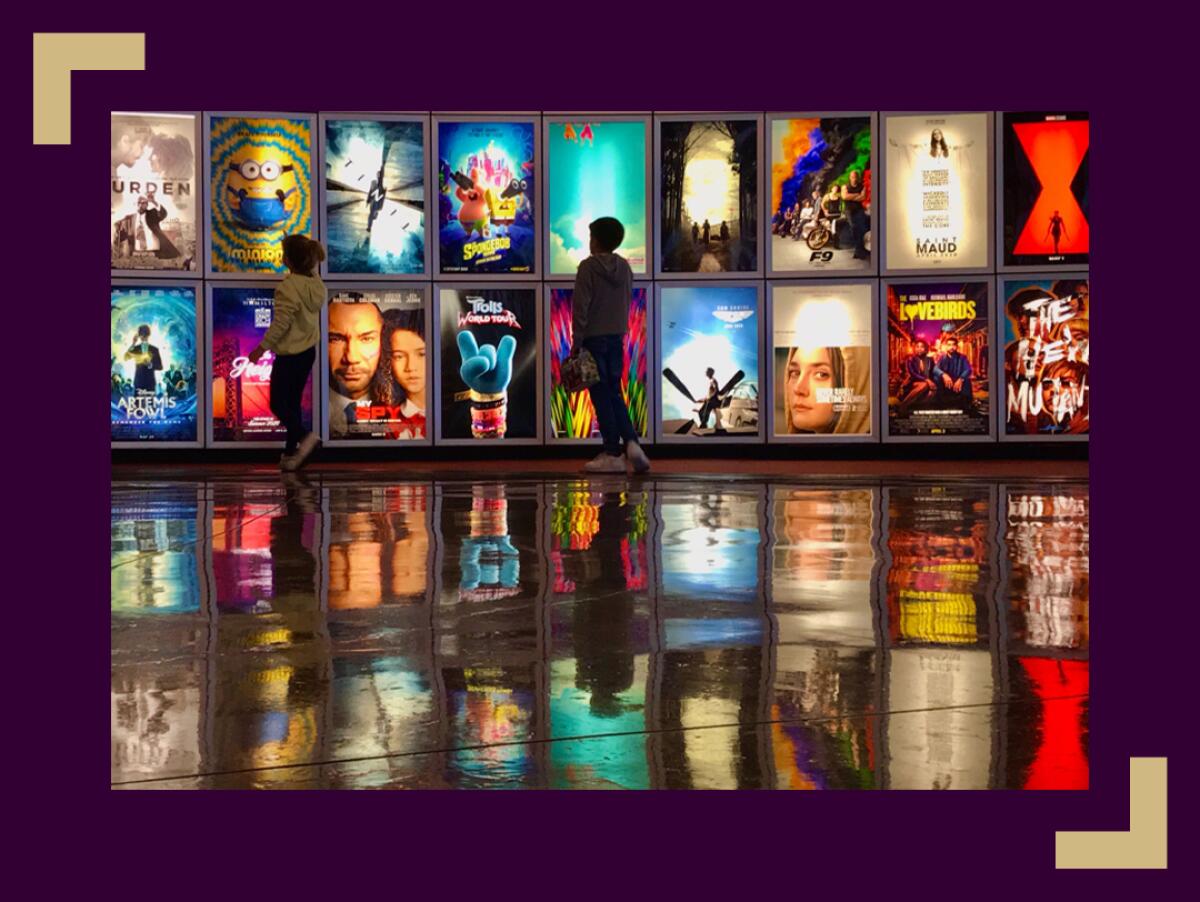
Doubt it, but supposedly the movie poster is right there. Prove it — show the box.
[111,113,197,272]
[659,285,759,437]
[324,118,426,274]
[884,113,988,270]
[547,119,647,274]
[886,281,990,437]
[438,288,538,440]
[436,120,536,274]
[208,115,313,274]
[1002,112,1089,267]
[769,116,872,273]
[327,484,430,608]
[1003,277,1089,436]
[659,119,758,273]
[327,288,427,441]
[210,287,313,442]
[548,286,648,440]
[111,284,199,442]
[771,283,872,437]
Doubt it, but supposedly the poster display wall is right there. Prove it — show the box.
[657,283,761,441]
[884,112,990,272]
[437,286,539,442]
[323,117,427,276]
[209,285,314,443]
[885,280,992,438]
[546,118,648,276]
[768,115,873,275]
[436,119,536,275]
[111,283,200,444]
[1001,112,1089,268]
[326,287,428,442]
[207,114,314,275]
[769,282,873,439]
[658,118,759,274]
[1002,276,1089,437]
[547,286,649,440]
[112,112,198,273]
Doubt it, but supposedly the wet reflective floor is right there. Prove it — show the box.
[112,470,1088,789]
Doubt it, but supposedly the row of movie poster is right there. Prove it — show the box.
[112,278,1088,445]
[113,112,1089,278]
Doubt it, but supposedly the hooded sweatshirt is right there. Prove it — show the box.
[260,272,326,356]
[572,253,633,341]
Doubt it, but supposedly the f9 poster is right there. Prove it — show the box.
[658,285,760,439]
[324,118,426,275]
[208,115,313,275]
[111,113,197,272]
[886,281,991,437]
[327,288,427,442]
[658,119,759,273]
[548,286,648,440]
[1003,277,1089,436]
[770,283,872,437]
[1002,112,1089,267]
[436,120,536,275]
[111,284,199,443]
[769,116,872,274]
[210,286,313,442]
[438,287,538,441]
[884,113,989,271]
[547,119,648,275]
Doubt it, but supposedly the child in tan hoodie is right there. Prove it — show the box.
[247,235,326,470]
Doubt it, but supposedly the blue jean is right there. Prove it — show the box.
[583,334,638,456]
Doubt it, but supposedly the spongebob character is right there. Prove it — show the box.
[454,167,491,240]
[225,152,299,230]
[487,176,528,232]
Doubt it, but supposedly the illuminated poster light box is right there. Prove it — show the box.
[545,116,649,277]
[768,281,877,442]
[883,112,992,274]
[206,113,315,278]
[1000,112,1089,270]
[767,114,875,277]
[112,112,200,277]
[883,279,995,442]
[1000,274,1089,442]
[436,285,542,445]
[207,284,315,446]
[111,281,203,447]
[323,286,430,445]
[321,115,429,278]
[655,282,763,443]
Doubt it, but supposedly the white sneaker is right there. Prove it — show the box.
[290,432,321,469]
[583,452,627,473]
[625,441,651,474]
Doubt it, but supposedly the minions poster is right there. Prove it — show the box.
[208,115,313,274]
[436,120,536,275]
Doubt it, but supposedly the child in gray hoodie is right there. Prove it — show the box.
[248,235,326,470]
[572,217,650,474]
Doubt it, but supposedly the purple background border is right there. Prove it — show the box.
[11,3,1192,891]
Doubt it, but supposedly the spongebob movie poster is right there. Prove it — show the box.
[325,118,426,274]
[771,283,873,437]
[111,113,198,272]
[111,284,199,442]
[548,287,648,439]
[437,121,536,274]
[209,115,313,274]
[886,282,990,437]
[547,119,647,274]
[1003,277,1089,436]
[884,113,988,270]
[769,116,872,273]
[439,288,538,440]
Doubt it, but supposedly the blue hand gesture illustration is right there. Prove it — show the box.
[458,330,516,395]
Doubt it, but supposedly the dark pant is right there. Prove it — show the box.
[583,334,638,456]
[268,346,315,454]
